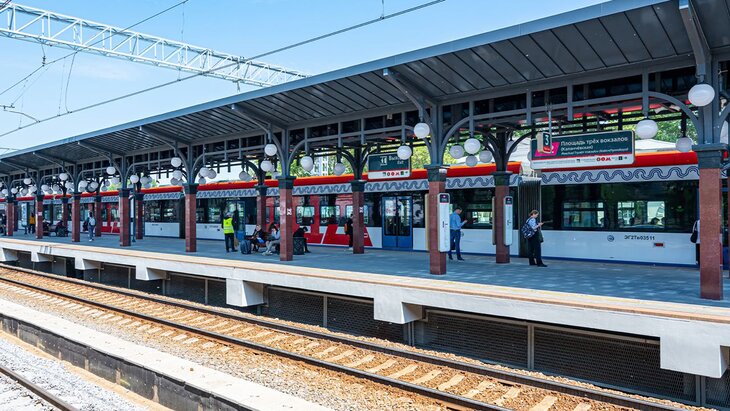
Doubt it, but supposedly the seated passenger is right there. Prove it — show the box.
[262,224,280,256]
[250,224,266,252]
[293,226,310,253]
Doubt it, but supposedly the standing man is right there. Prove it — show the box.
[345,213,354,251]
[222,212,235,253]
[449,206,466,261]
[86,212,96,242]
[526,209,547,267]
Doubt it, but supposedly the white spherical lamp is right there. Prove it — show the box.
[172,170,183,180]
[110,177,120,185]
[20,188,27,196]
[239,171,252,182]
[463,138,481,155]
[140,176,150,185]
[260,160,273,172]
[41,184,49,192]
[465,155,478,167]
[78,180,88,189]
[52,184,60,192]
[1,189,7,196]
[170,157,182,168]
[23,178,31,185]
[170,177,179,186]
[688,83,715,107]
[479,150,493,163]
[59,173,68,181]
[264,143,278,157]
[676,136,694,153]
[103,180,110,187]
[300,155,314,172]
[413,122,430,139]
[129,175,140,184]
[101,186,108,192]
[199,167,209,178]
[271,171,280,179]
[10,187,17,194]
[198,177,207,185]
[449,145,465,159]
[29,185,37,193]
[397,145,412,160]
[206,169,217,179]
[106,166,116,176]
[333,162,346,176]
[89,181,99,191]
[636,118,658,140]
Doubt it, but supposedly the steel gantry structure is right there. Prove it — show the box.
[0,2,308,87]
[0,0,729,299]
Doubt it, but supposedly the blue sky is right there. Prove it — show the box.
[0,0,606,152]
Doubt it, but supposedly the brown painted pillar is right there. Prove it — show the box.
[256,184,267,229]
[426,166,448,275]
[278,176,295,261]
[94,195,102,237]
[184,184,198,252]
[61,197,69,232]
[119,188,131,247]
[35,194,44,239]
[6,197,14,237]
[71,193,81,242]
[494,171,512,264]
[135,192,144,240]
[696,148,723,299]
[350,180,366,254]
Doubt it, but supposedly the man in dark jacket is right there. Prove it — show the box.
[293,226,310,253]
[345,214,353,251]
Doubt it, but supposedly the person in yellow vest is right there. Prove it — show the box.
[222,212,235,252]
[29,214,35,234]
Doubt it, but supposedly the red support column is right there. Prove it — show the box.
[350,180,365,254]
[184,184,198,252]
[94,196,102,237]
[6,198,14,237]
[696,149,723,300]
[256,184,267,230]
[135,192,144,240]
[278,177,295,261]
[71,193,81,242]
[119,188,130,247]
[35,194,44,240]
[426,166,448,275]
[494,171,512,264]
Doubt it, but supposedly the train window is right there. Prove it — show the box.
[563,202,605,229]
[296,206,315,225]
[320,206,340,225]
[618,201,665,228]
[161,201,178,222]
[447,189,491,229]
[345,205,369,225]
[207,198,225,224]
[145,202,162,222]
[111,206,119,222]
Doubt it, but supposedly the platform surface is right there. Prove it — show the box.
[10,233,730,309]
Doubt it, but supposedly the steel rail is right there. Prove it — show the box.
[0,363,79,411]
[0,264,690,411]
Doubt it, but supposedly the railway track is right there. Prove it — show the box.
[0,265,692,411]
[0,362,78,411]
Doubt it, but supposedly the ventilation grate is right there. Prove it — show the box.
[327,298,404,342]
[264,288,323,327]
[206,280,227,308]
[166,274,205,304]
[706,369,730,409]
[100,265,130,288]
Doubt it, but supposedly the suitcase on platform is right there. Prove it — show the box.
[240,239,252,254]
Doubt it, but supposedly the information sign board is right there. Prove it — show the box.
[530,130,634,169]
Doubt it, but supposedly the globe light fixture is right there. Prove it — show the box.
[198,177,207,185]
[271,171,280,179]
[264,143,278,157]
[239,171,252,182]
[59,173,68,181]
[479,150,493,163]
[23,178,31,185]
[199,167,209,178]
[688,83,715,107]
[300,155,314,172]
[129,175,140,184]
[465,155,478,167]
[449,145,465,159]
[260,159,273,172]
[41,184,49,192]
[463,138,481,155]
[140,176,150,185]
[413,122,430,139]
[106,166,116,175]
[172,170,183,180]
[110,177,120,185]
[170,177,180,186]
[207,169,217,179]
[101,186,108,192]
[29,185,37,193]
[170,157,182,168]
[1,189,7,196]
[10,187,18,194]
[103,180,111,187]
[635,118,658,140]
[52,184,60,192]
[397,145,413,160]
[78,180,88,189]
[20,188,28,196]
[675,136,694,153]
[333,162,346,176]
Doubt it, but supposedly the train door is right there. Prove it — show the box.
[227,200,246,233]
[381,195,412,249]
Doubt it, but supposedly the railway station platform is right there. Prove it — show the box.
[0,234,729,407]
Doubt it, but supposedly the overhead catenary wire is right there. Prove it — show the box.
[0,0,446,139]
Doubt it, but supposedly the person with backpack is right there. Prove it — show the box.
[86,212,96,242]
[523,210,546,267]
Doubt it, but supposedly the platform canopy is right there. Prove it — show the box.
[1,0,729,174]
